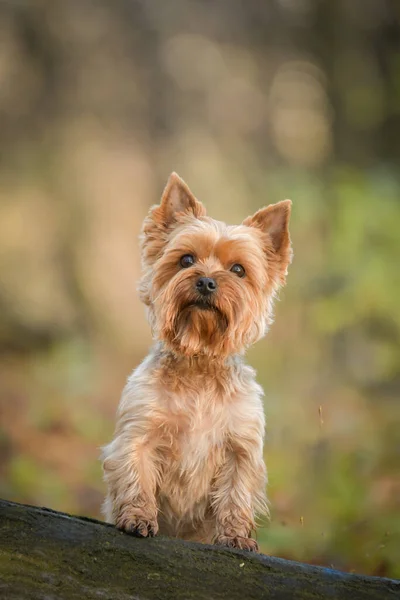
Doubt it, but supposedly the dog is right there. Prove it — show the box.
[102,172,292,551]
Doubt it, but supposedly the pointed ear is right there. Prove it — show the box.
[243,200,292,281]
[155,172,206,227]
[140,173,206,273]
[243,200,292,253]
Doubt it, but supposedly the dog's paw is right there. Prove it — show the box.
[116,511,158,538]
[216,535,259,552]
[125,518,158,538]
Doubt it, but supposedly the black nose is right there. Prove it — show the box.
[196,277,217,295]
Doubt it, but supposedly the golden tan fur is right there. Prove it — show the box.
[102,173,292,551]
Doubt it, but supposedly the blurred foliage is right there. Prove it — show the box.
[0,0,399,579]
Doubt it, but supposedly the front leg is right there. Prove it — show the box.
[102,427,160,538]
[211,434,268,552]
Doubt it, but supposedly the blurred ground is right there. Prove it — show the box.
[0,0,399,578]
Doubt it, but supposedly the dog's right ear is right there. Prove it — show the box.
[154,172,206,227]
[140,173,206,275]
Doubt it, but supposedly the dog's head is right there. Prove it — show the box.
[139,173,292,357]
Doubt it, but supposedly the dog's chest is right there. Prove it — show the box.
[150,357,259,516]
[154,391,230,502]
[160,393,228,461]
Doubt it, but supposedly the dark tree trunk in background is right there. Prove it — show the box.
[0,499,398,600]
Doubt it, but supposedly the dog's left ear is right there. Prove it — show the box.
[243,200,292,280]
[243,200,291,253]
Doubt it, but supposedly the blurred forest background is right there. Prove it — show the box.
[0,0,399,578]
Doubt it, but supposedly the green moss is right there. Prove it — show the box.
[0,499,398,600]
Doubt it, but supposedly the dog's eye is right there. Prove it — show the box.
[180,254,195,268]
[230,264,245,278]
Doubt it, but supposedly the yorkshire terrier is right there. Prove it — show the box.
[102,173,292,551]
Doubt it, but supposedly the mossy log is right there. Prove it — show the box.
[0,499,399,600]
